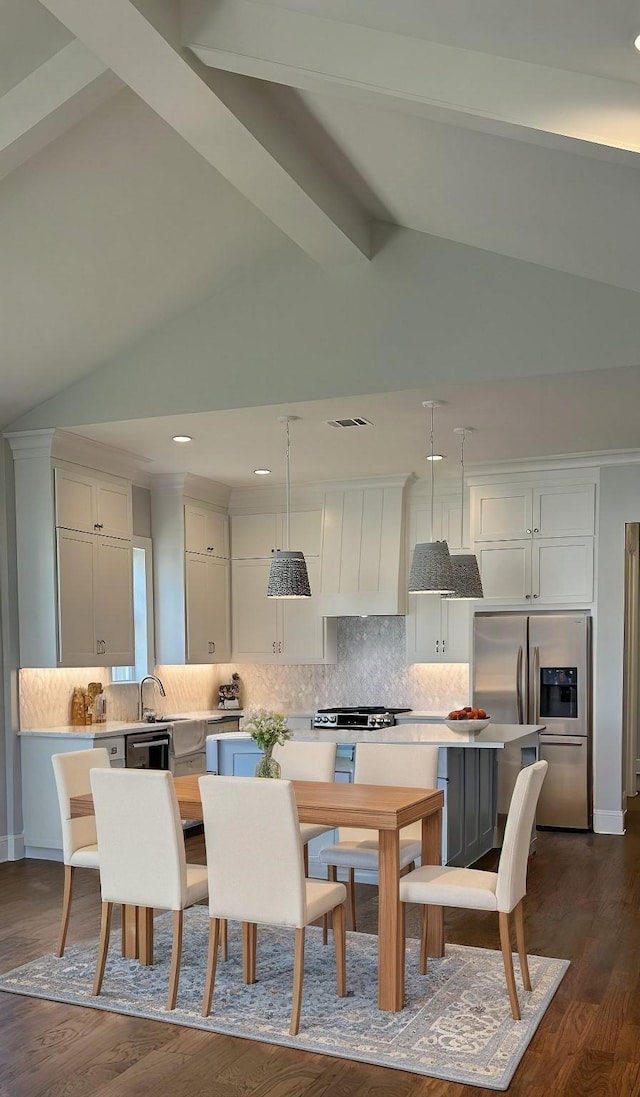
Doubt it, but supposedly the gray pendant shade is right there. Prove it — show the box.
[267,550,312,598]
[443,554,484,600]
[408,540,455,594]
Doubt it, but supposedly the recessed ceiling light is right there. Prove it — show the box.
[172,435,192,443]
[254,468,271,476]
[635,33,640,50]
[426,454,445,461]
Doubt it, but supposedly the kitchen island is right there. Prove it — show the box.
[206,722,543,875]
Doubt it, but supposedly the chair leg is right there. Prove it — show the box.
[303,844,309,876]
[167,909,183,1011]
[323,865,338,945]
[290,927,305,1036]
[419,905,428,975]
[498,910,521,1021]
[220,917,228,962]
[333,902,346,998]
[514,900,531,992]
[242,922,257,984]
[348,868,357,932]
[202,917,221,1017]
[93,901,113,996]
[56,864,75,957]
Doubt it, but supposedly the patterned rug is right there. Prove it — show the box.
[0,907,568,1091]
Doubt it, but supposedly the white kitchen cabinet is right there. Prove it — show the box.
[405,497,471,663]
[471,479,596,607]
[185,552,231,662]
[231,557,335,663]
[184,502,228,558]
[56,529,134,666]
[55,467,132,540]
[152,483,231,665]
[319,480,409,615]
[471,482,595,542]
[231,510,322,559]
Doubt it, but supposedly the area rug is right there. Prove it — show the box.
[0,907,568,1091]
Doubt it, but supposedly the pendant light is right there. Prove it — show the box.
[408,400,454,594]
[444,427,484,600]
[267,415,312,599]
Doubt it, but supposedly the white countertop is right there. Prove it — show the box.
[206,723,543,748]
[18,720,175,739]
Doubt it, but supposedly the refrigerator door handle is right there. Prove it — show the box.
[516,645,524,724]
[531,645,540,723]
[539,735,585,747]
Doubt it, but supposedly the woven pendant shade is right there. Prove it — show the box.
[408,540,454,594]
[444,554,484,600]
[266,416,312,599]
[267,550,312,599]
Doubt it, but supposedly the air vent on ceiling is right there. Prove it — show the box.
[326,417,373,429]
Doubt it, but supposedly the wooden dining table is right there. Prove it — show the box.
[71,774,444,1012]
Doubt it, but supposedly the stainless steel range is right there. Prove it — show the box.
[312,706,411,730]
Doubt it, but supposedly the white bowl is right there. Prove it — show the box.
[444,717,491,734]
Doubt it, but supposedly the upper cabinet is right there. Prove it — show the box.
[405,496,472,664]
[152,480,231,665]
[230,509,336,664]
[9,431,135,668]
[470,478,596,606]
[318,479,410,616]
[55,468,132,540]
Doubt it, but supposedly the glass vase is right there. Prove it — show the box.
[254,750,281,779]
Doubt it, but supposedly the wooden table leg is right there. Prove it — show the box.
[378,829,404,1011]
[121,904,154,964]
[422,811,444,958]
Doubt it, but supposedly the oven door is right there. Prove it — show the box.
[126,730,170,770]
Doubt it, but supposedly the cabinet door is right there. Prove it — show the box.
[278,510,322,557]
[55,469,95,534]
[231,513,279,559]
[441,599,471,662]
[471,485,533,542]
[185,554,230,663]
[533,537,594,604]
[406,594,443,662]
[185,503,228,558]
[94,537,134,665]
[280,558,330,663]
[475,541,532,603]
[95,480,132,539]
[534,484,595,538]
[445,748,465,866]
[231,559,278,660]
[57,529,98,666]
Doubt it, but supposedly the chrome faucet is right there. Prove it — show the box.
[138,675,167,721]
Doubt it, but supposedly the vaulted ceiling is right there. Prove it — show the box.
[3,0,640,481]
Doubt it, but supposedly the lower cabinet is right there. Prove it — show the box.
[445,747,497,867]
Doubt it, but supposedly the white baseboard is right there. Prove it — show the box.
[24,845,63,862]
[0,834,25,862]
[593,809,626,835]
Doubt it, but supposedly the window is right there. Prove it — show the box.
[111,537,155,683]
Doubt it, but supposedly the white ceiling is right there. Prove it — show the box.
[3,0,640,477]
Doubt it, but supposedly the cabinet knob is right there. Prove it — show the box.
[278,641,282,654]
[273,640,277,652]
[533,593,539,599]
[533,528,539,535]
[526,528,532,535]
[435,640,439,653]
[442,640,446,653]
[525,594,531,599]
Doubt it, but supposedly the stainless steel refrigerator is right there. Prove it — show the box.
[473,611,592,829]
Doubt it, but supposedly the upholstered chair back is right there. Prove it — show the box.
[199,775,307,927]
[52,748,110,863]
[496,760,548,912]
[90,768,188,910]
[272,740,337,782]
[341,743,440,844]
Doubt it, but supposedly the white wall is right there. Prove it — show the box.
[594,464,640,833]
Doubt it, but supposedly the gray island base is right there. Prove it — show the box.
[206,723,543,876]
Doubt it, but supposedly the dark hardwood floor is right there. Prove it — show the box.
[2,798,640,1097]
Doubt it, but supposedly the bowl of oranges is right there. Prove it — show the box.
[444,707,490,733]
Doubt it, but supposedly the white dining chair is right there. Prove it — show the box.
[90,768,208,1011]
[272,740,337,873]
[51,747,111,956]
[199,774,347,1035]
[400,759,548,1020]
[318,743,439,930]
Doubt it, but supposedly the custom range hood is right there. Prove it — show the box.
[316,476,411,616]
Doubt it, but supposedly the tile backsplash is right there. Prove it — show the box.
[20,617,469,728]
